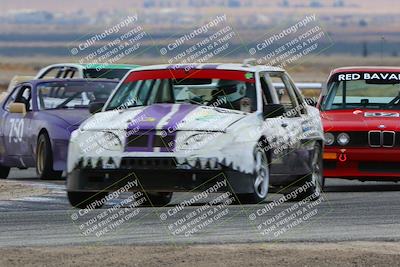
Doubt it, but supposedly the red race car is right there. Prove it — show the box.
[319,66,400,183]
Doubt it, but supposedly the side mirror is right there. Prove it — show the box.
[305,97,317,107]
[89,102,105,114]
[263,104,286,118]
[9,102,26,115]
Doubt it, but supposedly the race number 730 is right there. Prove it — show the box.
[9,118,24,143]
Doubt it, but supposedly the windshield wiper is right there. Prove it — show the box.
[126,104,144,108]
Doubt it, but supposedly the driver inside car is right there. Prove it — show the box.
[208,80,253,111]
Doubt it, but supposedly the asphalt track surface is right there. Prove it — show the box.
[1,169,400,247]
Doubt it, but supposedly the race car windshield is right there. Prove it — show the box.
[84,69,131,80]
[322,74,400,110]
[105,69,257,112]
[37,81,117,110]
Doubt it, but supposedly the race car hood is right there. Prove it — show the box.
[321,109,400,131]
[42,109,91,127]
[81,103,247,132]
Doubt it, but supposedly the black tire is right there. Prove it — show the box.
[285,142,323,202]
[321,176,326,190]
[0,165,10,179]
[36,133,62,180]
[144,192,173,207]
[68,191,108,209]
[236,147,270,204]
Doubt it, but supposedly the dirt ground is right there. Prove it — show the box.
[0,180,49,200]
[0,242,399,267]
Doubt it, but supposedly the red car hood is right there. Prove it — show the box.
[321,109,400,132]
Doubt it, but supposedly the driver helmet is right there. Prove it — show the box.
[214,80,246,102]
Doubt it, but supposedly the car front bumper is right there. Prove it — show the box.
[323,147,400,180]
[67,156,256,194]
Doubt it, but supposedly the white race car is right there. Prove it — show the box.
[67,62,324,208]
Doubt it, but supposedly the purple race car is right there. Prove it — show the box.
[0,79,118,180]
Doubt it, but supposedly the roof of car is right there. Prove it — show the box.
[19,78,119,87]
[128,63,284,73]
[81,64,140,69]
[41,63,140,69]
[331,66,400,74]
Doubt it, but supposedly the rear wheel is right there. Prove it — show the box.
[0,165,10,179]
[68,191,108,209]
[285,142,323,202]
[36,133,62,180]
[237,147,269,204]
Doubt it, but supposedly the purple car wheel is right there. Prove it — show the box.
[36,133,62,180]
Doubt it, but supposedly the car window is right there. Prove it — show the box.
[286,75,307,114]
[4,85,32,111]
[259,72,273,105]
[84,69,130,80]
[3,86,21,111]
[106,69,258,113]
[269,72,300,117]
[39,67,62,79]
[323,74,400,110]
[63,67,78,78]
[15,85,33,111]
[37,80,117,110]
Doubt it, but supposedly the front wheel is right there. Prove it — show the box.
[237,147,270,204]
[285,142,323,202]
[0,165,10,179]
[36,133,62,180]
[68,191,108,209]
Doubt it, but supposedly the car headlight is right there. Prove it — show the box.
[177,133,218,150]
[95,131,123,151]
[324,132,335,146]
[337,133,350,146]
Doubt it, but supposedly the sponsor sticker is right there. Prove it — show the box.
[336,72,400,81]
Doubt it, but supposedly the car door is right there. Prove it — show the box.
[265,71,304,175]
[1,84,34,165]
[258,72,290,167]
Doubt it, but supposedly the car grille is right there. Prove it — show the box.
[382,131,396,147]
[120,157,177,169]
[368,131,381,147]
[125,130,175,151]
[126,134,149,147]
[328,131,398,147]
[368,131,396,148]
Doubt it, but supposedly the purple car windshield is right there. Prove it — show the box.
[37,81,116,110]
